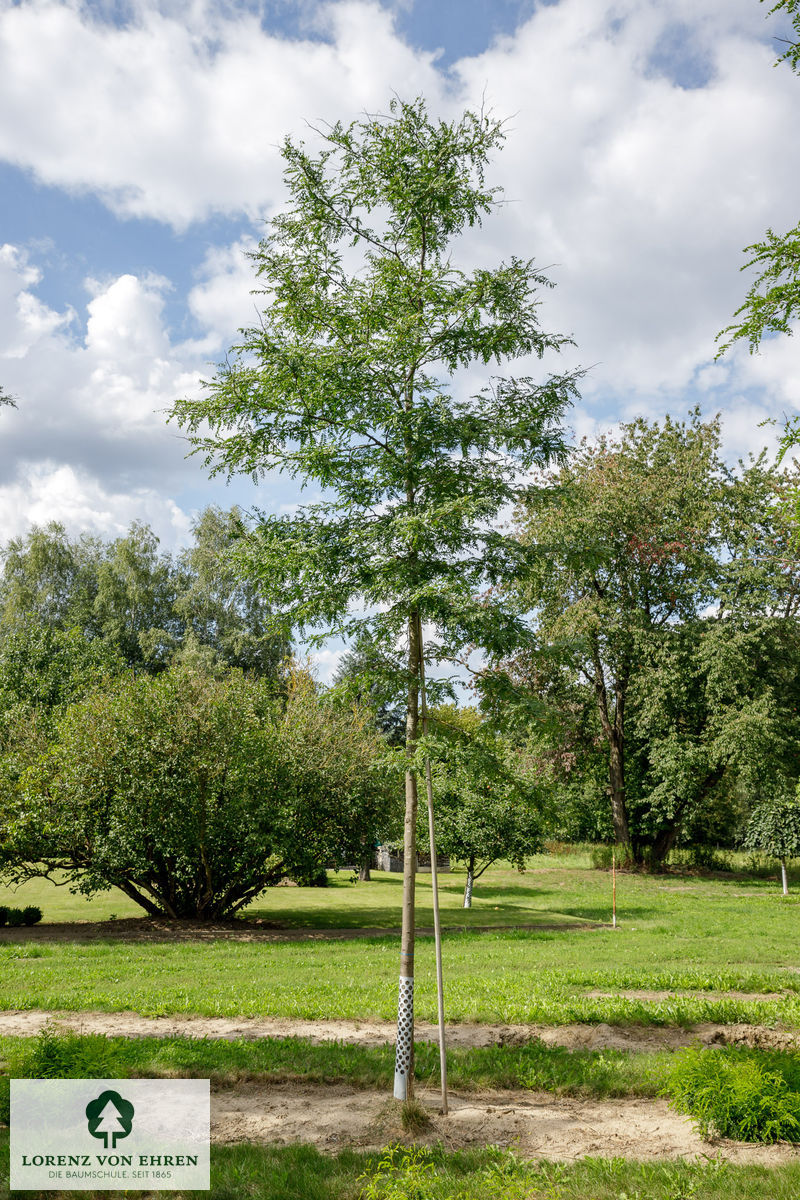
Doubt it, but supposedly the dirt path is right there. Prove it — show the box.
[211,1080,799,1164]
[4,1010,798,1161]
[2,1009,798,1053]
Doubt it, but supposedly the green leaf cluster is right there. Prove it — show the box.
[0,663,400,918]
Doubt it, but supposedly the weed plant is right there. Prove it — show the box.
[667,1046,800,1142]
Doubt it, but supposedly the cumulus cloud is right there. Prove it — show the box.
[0,461,193,545]
[0,246,212,546]
[0,0,442,227]
[0,0,799,551]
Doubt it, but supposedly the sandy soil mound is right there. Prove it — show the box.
[211,1081,800,1164]
[1,1009,797,1054]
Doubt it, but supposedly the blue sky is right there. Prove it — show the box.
[0,0,798,677]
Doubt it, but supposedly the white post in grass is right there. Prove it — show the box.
[612,846,617,928]
[417,614,448,1115]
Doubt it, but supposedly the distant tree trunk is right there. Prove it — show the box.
[648,826,679,872]
[590,634,632,857]
[359,856,372,882]
[781,858,789,895]
[463,854,475,908]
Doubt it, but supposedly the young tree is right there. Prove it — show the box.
[421,706,541,907]
[744,794,800,893]
[169,96,581,1098]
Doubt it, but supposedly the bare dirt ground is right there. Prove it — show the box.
[3,1011,799,1161]
[1,1009,798,1054]
[210,1080,799,1164]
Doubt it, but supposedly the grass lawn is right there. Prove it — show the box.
[0,854,798,1025]
[2,1135,800,1199]
[2,854,800,1199]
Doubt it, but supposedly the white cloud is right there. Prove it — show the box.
[0,461,193,545]
[0,0,442,228]
[1,0,799,549]
[0,246,208,546]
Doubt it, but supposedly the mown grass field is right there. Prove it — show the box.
[2,851,800,1199]
[1,852,798,1026]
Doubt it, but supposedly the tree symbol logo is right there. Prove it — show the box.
[85,1090,135,1149]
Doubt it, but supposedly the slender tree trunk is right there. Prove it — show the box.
[781,858,789,896]
[394,609,420,1101]
[359,857,371,882]
[463,854,475,908]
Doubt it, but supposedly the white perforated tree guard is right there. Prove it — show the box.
[393,975,414,1099]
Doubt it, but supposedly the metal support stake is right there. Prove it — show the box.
[417,614,448,1115]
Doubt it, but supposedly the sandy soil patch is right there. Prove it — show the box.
[1,1010,798,1054]
[211,1080,800,1164]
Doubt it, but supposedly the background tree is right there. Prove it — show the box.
[0,663,397,918]
[420,705,542,907]
[0,509,289,676]
[743,793,800,894]
[169,97,582,1097]
[0,386,16,408]
[494,412,800,867]
[174,506,288,676]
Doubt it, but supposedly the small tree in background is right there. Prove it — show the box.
[421,706,542,907]
[743,794,800,894]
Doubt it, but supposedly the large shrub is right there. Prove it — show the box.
[0,664,397,918]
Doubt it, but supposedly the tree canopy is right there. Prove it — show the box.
[0,664,399,918]
[489,411,800,866]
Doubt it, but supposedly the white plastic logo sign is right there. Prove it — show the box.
[10,1079,210,1190]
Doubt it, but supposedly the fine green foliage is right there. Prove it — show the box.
[715,1,800,356]
[667,1046,800,1142]
[0,664,398,918]
[169,98,580,666]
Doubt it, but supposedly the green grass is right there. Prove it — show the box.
[1,857,800,1026]
[2,1138,800,1200]
[0,1028,667,1102]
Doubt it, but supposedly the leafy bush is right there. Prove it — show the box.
[666,1047,800,1142]
[0,904,7,926]
[1,664,399,918]
[21,905,42,925]
[6,907,25,927]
